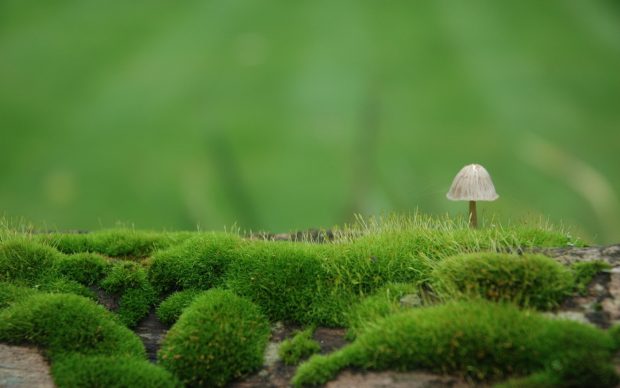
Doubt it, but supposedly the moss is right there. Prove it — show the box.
[225,241,349,325]
[37,277,96,300]
[279,327,321,365]
[346,282,419,339]
[156,289,203,326]
[148,233,242,295]
[292,301,617,387]
[36,229,194,258]
[52,354,180,388]
[0,239,62,283]
[431,253,573,310]
[55,252,111,286]
[608,324,620,351]
[0,281,37,309]
[571,260,611,295]
[101,261,155,327]
[0,293,145,360]
[158,289,270,387]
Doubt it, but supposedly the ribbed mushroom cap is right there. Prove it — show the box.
[447,164,499,201]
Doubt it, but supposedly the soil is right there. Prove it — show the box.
[134,310,169,362]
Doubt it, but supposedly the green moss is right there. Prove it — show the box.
[0,239,62,283]
[431,253,573,310]
[148,233,241,295]
[101,261,155,327]
[608,324,620,351]
[36,229,194,258]
[156,289,203,326]
[292,301,617,387]
[346,282,419,339]
[159,289,270,387]
[279,327,321,365]
[0,293,145,360]
[571,260,611,295]
[52,354,180,388]
[0,281,37,309]
[38,277,96,300]
[55,252,111,286]
[225,241,348,325]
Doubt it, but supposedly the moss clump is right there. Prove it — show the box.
[55,252,111,286]
[0,240,62,283]
[52,354,180,388]
[148,233,241,295]
[346,282,420,339]
[37,277,96,300]
[292,301,617,387]
[431,253,573,310]
[0,281,37,309]
[159,289,270,387]
[279,327,321,365]
[156,289,203,326]
[225,241,347,325]
[101,261,156,327]
[36,229,194,258]
[571,260,611,295]
[0,293,145,360]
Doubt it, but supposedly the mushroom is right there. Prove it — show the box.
[446,164,498,228]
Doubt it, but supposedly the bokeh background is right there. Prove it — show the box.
[1,1,619,243]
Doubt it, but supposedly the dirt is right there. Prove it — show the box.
[0,344,54,388]
[134,310,169,362]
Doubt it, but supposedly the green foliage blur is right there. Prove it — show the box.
[1,1,619,242]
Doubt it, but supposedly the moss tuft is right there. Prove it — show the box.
[101,261,155,327]
[156,289,203,326]
[292,301,617,387]
[148,233,241,295]
[159,289,270,387]
[279,327,321,365]
[36,229,194,258]
[0,240,62,283]
[346,282,419,339]
[0,281,37,309]
[431,253,573,310]
[0,293,145,360]
[55,252,111,286]
[52,354,180,388]
[571,260,611,295]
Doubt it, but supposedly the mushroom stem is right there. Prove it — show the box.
[469,200,477,228]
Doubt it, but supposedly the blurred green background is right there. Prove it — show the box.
[1,1,619,243]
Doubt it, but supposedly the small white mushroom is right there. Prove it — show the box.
[447,164,499,228]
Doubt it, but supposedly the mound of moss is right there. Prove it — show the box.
[148,233,241,295]
[225,241,348,325]
[156,289,203,326]
[54,252,111,286]
[0,293,145,360]
[279,327,321,365]
[52,354,180,388]
[101,261,156,327]
[292,301,618,387]
[36,229,193,258]
[0,239,62,283]
[346,282,420,339]
[431,253,574,309]
[0,281,38,309]
[159,289,270,387]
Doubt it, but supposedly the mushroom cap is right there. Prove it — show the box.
[446,164,499,201]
